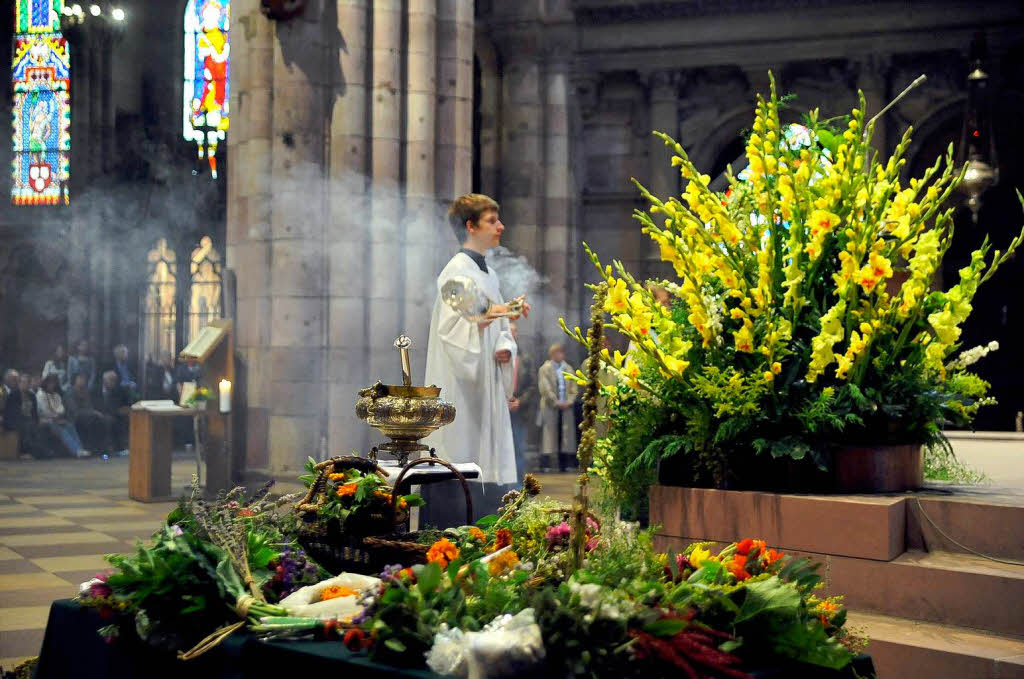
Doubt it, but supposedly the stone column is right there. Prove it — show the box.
[857,56,891,154]
[647,71,680,200]
[368,0,404,381]
[402,0,438,379]
[645,70,680,272]
[540,51,574,341]
[328,0,372,456]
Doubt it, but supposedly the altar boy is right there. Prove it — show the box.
[420,194,529,527]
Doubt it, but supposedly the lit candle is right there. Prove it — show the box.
[219,379,231,413]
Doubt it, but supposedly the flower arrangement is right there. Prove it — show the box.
[566,76,1024,499]
[184,386,213,407]
[298,457,424,531]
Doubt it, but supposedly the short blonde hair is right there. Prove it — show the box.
[548,343,564,358]
[448,193,499,241]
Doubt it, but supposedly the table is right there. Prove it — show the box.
[129,407,200,502]
[34,600,874,679]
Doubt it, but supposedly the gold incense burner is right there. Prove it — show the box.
[354,335,455,465]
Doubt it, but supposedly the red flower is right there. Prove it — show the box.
[762,548,785,565]
[236,508,255,518]
[493,528,512,551]
[343,628,371,651]
[736,538,766,557]
[727,554,751,581]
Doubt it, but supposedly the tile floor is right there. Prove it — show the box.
[0,455,578,670]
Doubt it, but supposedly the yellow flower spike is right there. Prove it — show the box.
[671,156,683,167]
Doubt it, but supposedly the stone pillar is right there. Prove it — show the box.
[645,70,680,271]
[368,0,404,381]
[540,52,574,340]
[230,0,476,474]
[228,0,279,473]
[403,0,438,379]
[857,56,891,154]
[647,71,680,200]
[328,0,372,457]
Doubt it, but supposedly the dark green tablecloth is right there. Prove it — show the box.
[33,599,874,678]
[33,600,437,679]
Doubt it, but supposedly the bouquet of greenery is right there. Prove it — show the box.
[298,457,424,532]
[568,76,1024,500]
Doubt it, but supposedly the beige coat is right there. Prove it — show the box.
[537,360,578,455]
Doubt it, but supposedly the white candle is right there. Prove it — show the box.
[219,379,231,413]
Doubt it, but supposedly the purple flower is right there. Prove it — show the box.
[379,564,404,583]
[169,524,184,537]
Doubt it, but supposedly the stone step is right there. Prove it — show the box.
[908,491,1024,561]
[825,550,1024,638]
[650,484,1024,562]
[847,610,1024,679]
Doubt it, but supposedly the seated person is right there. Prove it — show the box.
[15,373,44,458]
[98,370,132,456]
[65,372,114,454]
[36,374,89,458]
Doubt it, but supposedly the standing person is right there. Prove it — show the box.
[537,344,579,473]
[42,344,70,393]
[507,322,537,478]
[421,193,529,527]
[36,373,89,458]
[1,369,20,432]
[109,344,138,394]
[68,340,97,391]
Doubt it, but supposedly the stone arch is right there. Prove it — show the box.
[689,105,751,178]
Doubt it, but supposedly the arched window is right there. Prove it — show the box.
[12,0,71,205]
[187,236,222,343]
[144,238,178,364]
[183,0,230,179]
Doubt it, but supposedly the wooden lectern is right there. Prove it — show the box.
[128,319,234,501]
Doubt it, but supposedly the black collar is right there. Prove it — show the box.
[460,248,488,273]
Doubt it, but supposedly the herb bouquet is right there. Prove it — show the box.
[570,76,1024,504]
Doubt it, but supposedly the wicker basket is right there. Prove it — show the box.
[295,455,473,575]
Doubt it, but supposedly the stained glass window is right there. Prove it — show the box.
[11,0,70,205]
[144,239,178,364]
[183,0,229,179]
[186,236,222,343]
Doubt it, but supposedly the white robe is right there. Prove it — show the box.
[424,252,518,485]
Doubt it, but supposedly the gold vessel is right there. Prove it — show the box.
[354,336,455,465]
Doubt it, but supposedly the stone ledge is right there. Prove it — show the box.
[650,485,906,561]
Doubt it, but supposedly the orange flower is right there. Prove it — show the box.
[328,473,347,482]
[236,508,255,518]
[736,539,766,557]
[469,527,486,542]
[727,554,751,581]
[488,550,520,576]
[320,585,359,601]
[493,528,512,551]
[762,548,785,565]
[426,538,460,569]
[336,483,358,498]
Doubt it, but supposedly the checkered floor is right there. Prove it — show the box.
[0,455,578,669]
